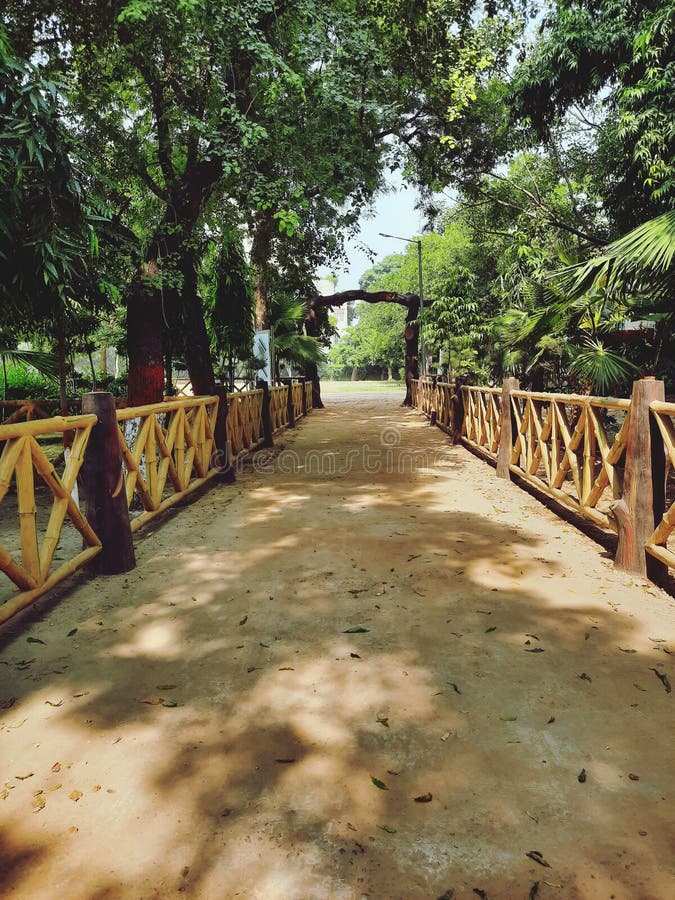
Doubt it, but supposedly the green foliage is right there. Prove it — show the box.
[328,302,406,377]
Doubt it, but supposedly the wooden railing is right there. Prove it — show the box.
[411,375,674,581]
[304,380,313,413]
[270,385,289,432]
[0,399,79,424]
[292,382,304,420]
[227,389,264,456]
[646,400,675,570]
[0,415,102,624]
[463,386,503,460]
[508,391,630,530]
[116,395,220,533]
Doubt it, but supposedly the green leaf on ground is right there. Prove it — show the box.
[378,824,396,833]
[485,626,497,633]
[344,626,369,633]
[67,629,78,637]
[239,615,248,626]
[27,637,46,645]
[500,715,517,722]
[371,776,388,790]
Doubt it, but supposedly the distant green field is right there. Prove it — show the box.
[319,380,406,394]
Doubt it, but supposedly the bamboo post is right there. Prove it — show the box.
[213,385,235,483]
[496,377,519,478]
[611,377,666,578]
[257,380,274,447]
[81,392,136,575]
[301,377,308,417]
[453,376,469,444]
[282,378,296,428]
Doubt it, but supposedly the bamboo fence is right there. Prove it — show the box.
[411,376,675,580]
[292,382,304,421]
[0,415,102,624]
[116,395,220,533]
[226,389,264,456]
[270,385,290,432]
[646,400,675,570]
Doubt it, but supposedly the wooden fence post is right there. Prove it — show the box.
[301,377,308,417]
[453,376,469,444]
[81,391,136,575]
[496,377,519,479]
[611,377,666,578]
[283,378,296,428]
[257,380,274,447]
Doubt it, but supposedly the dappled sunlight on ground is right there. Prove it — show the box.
[0,393,673,898]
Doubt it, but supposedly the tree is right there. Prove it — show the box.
[328,302,407,379]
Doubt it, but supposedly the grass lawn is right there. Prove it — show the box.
[319,379,406,394]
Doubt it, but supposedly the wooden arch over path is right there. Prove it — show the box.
[304,290,420,408]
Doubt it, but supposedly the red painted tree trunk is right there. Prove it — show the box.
[126,261,165,406]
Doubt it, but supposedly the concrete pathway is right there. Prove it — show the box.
[1,394,673,899]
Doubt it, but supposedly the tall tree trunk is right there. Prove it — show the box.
[252,216,274,331]
[180,249,217,396]
[126,261,165,406]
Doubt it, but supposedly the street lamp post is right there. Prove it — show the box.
[378,232,426,376]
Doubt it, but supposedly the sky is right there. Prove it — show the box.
[317,172,427,291]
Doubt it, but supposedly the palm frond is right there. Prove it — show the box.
[274,333,324,366]
[568,339,638,395]
[553,209,675,300]
[0,348,59,379]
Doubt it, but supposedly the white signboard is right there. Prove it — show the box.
[254,329,274,384]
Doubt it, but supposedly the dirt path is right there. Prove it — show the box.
[1,394,673,900]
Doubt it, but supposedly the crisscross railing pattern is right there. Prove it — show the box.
[0,415,101,623]
[0,399,79,425]
[116,396,219,532]
[646,400,675,569]
[227,389,263,456]
[270,386,289,432]
[462,386,502,459]
[292,382,304,420]
[508,392,630,529]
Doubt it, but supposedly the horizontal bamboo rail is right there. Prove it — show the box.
[226,389,264,457]
[116,395,220,533]
[0,414,102,624]
[646,400,675,570]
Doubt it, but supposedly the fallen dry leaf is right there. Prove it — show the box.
[139,697,164,706]
[32,795,46,812]
[69,790,83,802]
[413,792,433,803]
[51,762,61,773]
[526,850,551,868]
[15,773,34,781]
